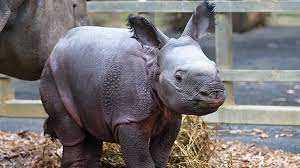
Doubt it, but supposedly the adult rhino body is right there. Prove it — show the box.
[40,1,225,167]
[0,0,88,80]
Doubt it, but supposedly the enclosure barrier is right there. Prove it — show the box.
[1,0,300,125]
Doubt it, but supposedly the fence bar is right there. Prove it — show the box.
[138,0,155,24]
[2,100,300,125]
[221,70,300,82]
[0,100,46,118]
[203,105,300,125]
[87,1,300,13]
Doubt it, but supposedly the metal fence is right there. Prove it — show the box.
[1,0,300,125]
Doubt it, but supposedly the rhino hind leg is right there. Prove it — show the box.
[83,133,103,168]
[61,137,102,168]
[43,117,57,139]
[40,63,88,167]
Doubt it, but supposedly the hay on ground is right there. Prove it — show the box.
[1,116,299,167]
[0,116,213,168]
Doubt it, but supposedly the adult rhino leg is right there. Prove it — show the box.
[149,116,182,168]
[40,63,86,167]
[116,124,155,168]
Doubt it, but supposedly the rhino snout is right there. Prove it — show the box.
[193,82,226,107]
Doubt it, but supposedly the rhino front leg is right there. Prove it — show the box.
[149,116,182,168]
[116,124,155,168]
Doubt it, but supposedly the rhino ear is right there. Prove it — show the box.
[182,0,215,40]
[127,15,169,49]
[0,0,11,32]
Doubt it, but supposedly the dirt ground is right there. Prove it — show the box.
[0,131,299,168]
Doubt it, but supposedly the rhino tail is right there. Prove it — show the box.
[43,118,58,140]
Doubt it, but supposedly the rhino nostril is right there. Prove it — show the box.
[200,91,209,97]
[210,91,218,99]
[209,90,225,99]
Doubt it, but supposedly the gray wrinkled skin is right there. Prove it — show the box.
[0,0,88,80]
[40,1,225,168]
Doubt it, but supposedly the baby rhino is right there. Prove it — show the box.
[40,1,225,168]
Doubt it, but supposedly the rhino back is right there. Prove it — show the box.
[49,26,157,141]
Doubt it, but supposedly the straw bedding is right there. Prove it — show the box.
[0,116,299,168]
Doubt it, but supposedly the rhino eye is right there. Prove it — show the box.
[175,71,184,82]
[175,74,182,82]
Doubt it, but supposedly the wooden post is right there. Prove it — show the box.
[215,13,235,106]
[0,74,14,116]
[203,13,235,123]
[0,74,14,103]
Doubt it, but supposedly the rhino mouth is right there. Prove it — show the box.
[180,100,222,116]
[189,97,225,108]
[184,107,219,116]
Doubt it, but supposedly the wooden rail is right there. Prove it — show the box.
[88,1,300,13]
[221,70,300,82]
[1,0,300,125]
